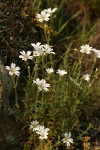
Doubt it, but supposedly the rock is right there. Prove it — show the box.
[0,115,22,150]
[0,60,23,150]
[0,59,12,115]
[0,130,4,145]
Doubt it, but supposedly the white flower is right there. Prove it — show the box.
[33,50,42,57]
[6,63,20,76]
[57,69,67,76]
[51,8,57,13]
[30,120,40,132]
[44,8,57,14]
[33,78,41,85]
[19,51,33,61]
[96,68,98,71]
[31,43,55,56]
[36,8,57,22]
[36,125,49,140]
[62,132,73,147]
[95,52,100,58]
[33,78,50,92]
[83,74,90,81]
[46,68,54,74]
[92,49,100,58]
[80,44,93,54]
[42,44,55,54]
[38,79,50,91]
[31,42,42,51]
[31,42,44,57]
[36,10,50,22]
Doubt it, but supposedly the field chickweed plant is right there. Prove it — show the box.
[6,6,100,150]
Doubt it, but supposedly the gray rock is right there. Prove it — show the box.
[0,115,22,150]
[0,60,12,115]
[0,60,23,150]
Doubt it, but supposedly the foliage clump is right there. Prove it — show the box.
[1,0,100,149]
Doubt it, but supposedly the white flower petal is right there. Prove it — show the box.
[6,66,10,70]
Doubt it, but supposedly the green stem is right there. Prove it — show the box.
[25,61,31,80]
[90,56,97,75]
[35,92,39,114]
[33,57,39,79]
[41,91,44,108]
[39,139,45,150]
[43,24,50,44]
[12,76,19,108]
[49,54,53,68]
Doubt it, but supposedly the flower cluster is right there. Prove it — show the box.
[80,44,100,58]
[18,42,55,59]
[36,126,50,140]
[42,44,55,55]
[30,121,73,145]
[31,42,55,57]
[62,132,73,147]
[31,42,43,57]
[33,69,67,92]
[33,78,50,92]
[46,68,67,76]
[36,8,57,22]
[30,121,49,140]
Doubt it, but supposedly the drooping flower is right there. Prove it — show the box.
[6,63,20,76]
[57,69,67,76]
[19,51,33,61]
[30,120,40,132]
[80,44,93,54]
[42,44,55,55]
[33,78,50,92]
[36,125,49,140]
[83,74,90,81]
[62,132,73,147]
[46,68,54,74]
